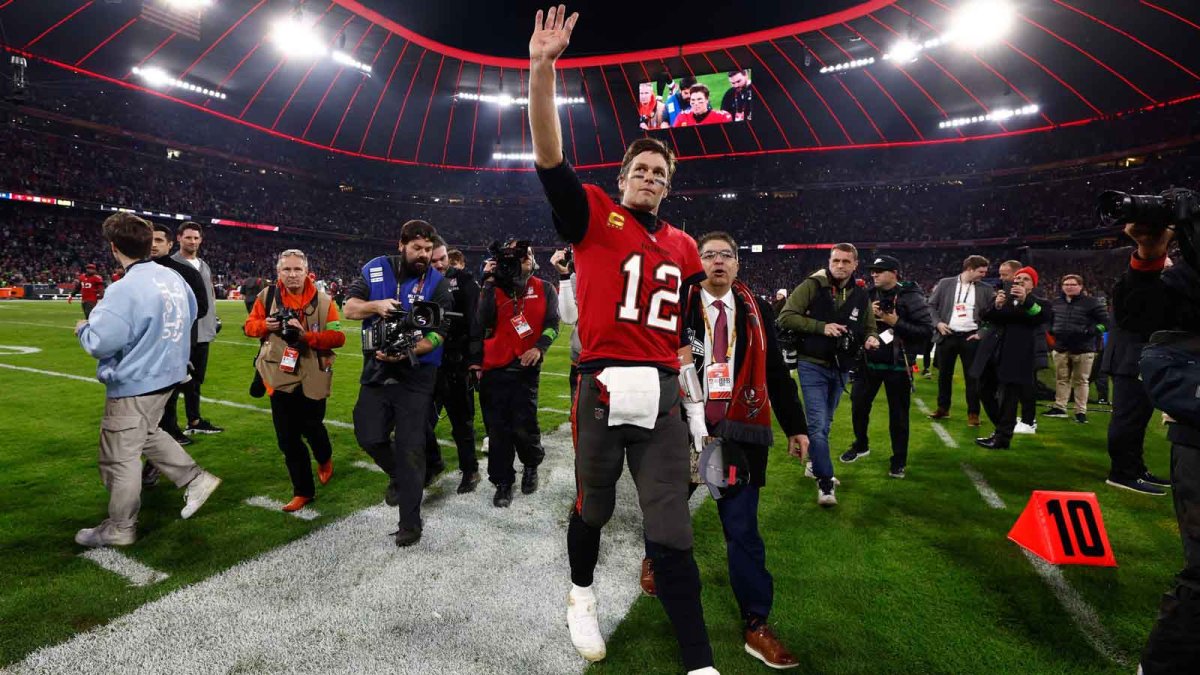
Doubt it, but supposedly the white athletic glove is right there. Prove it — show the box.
[682,399,708,455]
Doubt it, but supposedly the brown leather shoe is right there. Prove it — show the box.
[639,557,656,597]
[967,413,981,427]
[928,408,950,419]
[744,624,799,669]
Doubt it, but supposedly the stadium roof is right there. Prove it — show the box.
[4,0,1200,170]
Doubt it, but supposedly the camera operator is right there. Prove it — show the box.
[994,260,1049,436]
[424,239,482,494]
[550,246,581,402]
[1113,209,1200,673]
[777,243,880,507]
[1045,275,1109,424]
[842,255,934,478]
[243,249,345,512]
[344,220,453,548]
[470,240,559,508]
[928,255,994,426]
[971,267,1052,450]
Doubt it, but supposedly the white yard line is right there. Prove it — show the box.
[915,398,958,448]
[10,422,694,674]
[913,397,932,415]
[245,496,321,521]
[960,463,1007,509]
[538,407,571,415]
[352,460,385,474]
[0,363,357,429]
[79,549,169,587]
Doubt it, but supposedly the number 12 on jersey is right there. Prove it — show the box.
[617,253,682,332]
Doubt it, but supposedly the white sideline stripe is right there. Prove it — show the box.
[1020,550,1129,666]
[437,439,454,448]
[244,496,320,521]
[1,320,74,330]
[543,371,569,377]
[914,397,932,414]
[352,460,385,474]
[960,463,1006,509]
[538,407,571,415]
[0,363,357,429]
[79,549,169,587]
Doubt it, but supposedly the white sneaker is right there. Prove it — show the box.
[75,520,136,547]
[481,436,490,455]
[688,668,721,675]
[817,483,838,507]
[181,471,221,519]
[1013,421,1037,435]
[566,585,606,662]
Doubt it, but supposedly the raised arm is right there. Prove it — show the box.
[529,5,579,169]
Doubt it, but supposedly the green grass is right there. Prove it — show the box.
[0,300,1182,672]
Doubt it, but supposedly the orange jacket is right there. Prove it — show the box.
[244,278,345,351]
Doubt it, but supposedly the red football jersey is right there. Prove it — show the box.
[77,274,104,303]
[575,184,702,371]
[672,109,733,127]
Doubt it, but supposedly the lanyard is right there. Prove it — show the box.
[956,280,972,305]
[701,297,736,363]
[395,269,428,303]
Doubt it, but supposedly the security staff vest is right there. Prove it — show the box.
[483,276,548,371]
[254,288,335,399]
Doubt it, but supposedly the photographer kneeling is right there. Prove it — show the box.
[344,220,454,547]
[1103,189,1200,673]
[244,249,345,512]
[470,240,559,508]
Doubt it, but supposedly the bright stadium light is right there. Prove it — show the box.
[493,152,535,161]
[331,50,372,75]
[163,0,213,8]
[819,57,875,74]
[949,0,1015,49]
[270,13,327,58]
[132,66,227,99]
[456,91,584,106]
[938,104,1039,129]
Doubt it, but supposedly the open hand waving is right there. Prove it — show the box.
[529,5,580,64]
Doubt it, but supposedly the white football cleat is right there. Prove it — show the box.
[567,585,606,662]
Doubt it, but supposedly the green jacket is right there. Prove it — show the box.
[777,268,879,367]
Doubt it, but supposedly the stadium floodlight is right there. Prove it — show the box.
[131,66,227,99]
[163,0,213,8]
[456,91,584,107]
[948,0,1015,49]
[331,50,372,75]
[938,103,1039,129]
[883,38,922,63]
[270,13,327,58]
[493,152,535,161]
[818,57,875,75]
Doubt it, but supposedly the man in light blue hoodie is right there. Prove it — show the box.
[74,213,221,547]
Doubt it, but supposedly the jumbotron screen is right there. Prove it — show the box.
[636,69,754,130]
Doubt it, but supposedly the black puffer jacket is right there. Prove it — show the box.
[1050,294,1109,354]
[866,281,935,368]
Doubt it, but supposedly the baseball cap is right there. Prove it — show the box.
[868,255,900,273]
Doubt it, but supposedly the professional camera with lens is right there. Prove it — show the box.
[273,308,302,346]
[361,301,453,362]
[486,239,531,292]
[1100,188,1199,268]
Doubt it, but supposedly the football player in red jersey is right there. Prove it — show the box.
[530,6,716,673]
[67,263,106,319]
[672,84,733,128]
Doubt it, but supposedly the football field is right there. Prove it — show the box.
[0,299,1183,673]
